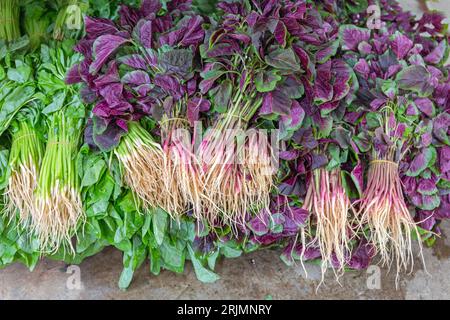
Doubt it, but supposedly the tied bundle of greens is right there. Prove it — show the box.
[358,106,423,279]
[302,166,354,279]
[22,1,51,52]
[0,0,20,42]
[197,85,274,228]
[114,122,166,212]
[32,40,85,253]
[5,115,43,226]
[67,1,208,217]
[34,110,83,252]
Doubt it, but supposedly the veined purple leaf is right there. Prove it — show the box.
[154,74,184,99]
[319,101,339,116]
[439,146,450,173]
[265,47,301,72]
[260,89,292,116]
[118,4,141,28]
[140,0,161,17]
[424,40,447,65]
[99,83,123,105]
[354,59,370,78]
[314,113,333,138]
[122,70,150,86]
[280,100,305,139]
[93,61,120,87]
[332,60,351,101]
[406,102,419,116]
[292,128,318,150]
[289,207,309,227]
[93,116,128,152]
[433,113,450,145]
[314,60,333,104]
[280,76,304,99]
[85,16,119,39]
[390,31,413,60]
[137,19,153,48]
[311,153,328,170]
[414,98,435,118]
[90,35,129,75]
[180,16,205,47]
[358,41,372,55]
[351,161,364,196]
[316,40,339,64]
[420,194,441,211]
[279,150,299,160]
[248,209,270,236]
[65,63,82,84]
[418,179,438,195]
[119,54,147,70]
[348,242,373,270]
[406,147,435,177]
[274,21,287,46]
[339,25,371,51]
[395,65,433,96]
[255,69,281,93]
[159,49,193,76]
[187,96,210,125]
[213,80,232,113]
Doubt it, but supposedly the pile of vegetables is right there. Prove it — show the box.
[1,0,449,290]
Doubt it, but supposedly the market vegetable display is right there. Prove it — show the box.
[0,0,449,290]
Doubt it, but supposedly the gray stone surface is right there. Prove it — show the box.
[0,221,449,300]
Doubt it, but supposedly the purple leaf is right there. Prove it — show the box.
[406,148,434,177]
[279,150,299,160]
[348,242,373,270]
[414,98,435,117]
[122,70,151,86]
[316,40,339,64]
[433,113,450,145]
[138,19,153,48]
[90,35,129,75]
[395,65,433,96]
[390,31,413,60]
[280,101,305,139]
[274,21,287,46]
[260,89,292,116]
[247,211,270,236]
[84,16,119,39]
[119,54,148,70]
[417,179,438,195]
[314,60,333,104]
[140,0,161,17]
[351,161,364,196]
[439,146,450,173]
[424,40,447,65]
[265,47,301,72]
[187,96,210,125]
[339,25,371,51]
[65,63,82,84]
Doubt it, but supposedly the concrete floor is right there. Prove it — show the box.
[1,221,449,299]
[1,0,450,301]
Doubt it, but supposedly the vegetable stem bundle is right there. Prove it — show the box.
[115,122,166,212]
[303,167,353,278]
[34,111,83,253]
[161,116,200,219]
[5,120,43,226]
[198,90,274,228]
[0,0,20,42]
[358,156,422,278]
